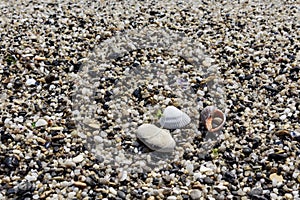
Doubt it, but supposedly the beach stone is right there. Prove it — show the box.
[202,177,214,185]
[167,196,177,200]
[4,156,19,169]
[25,78,36,86]
[270,173,284,184]
[17,181,33,195]
[35,119,48,127]
[190,189,202,200]
[117,190,126,199]
[73,154,84,163]
[136,124,175,152]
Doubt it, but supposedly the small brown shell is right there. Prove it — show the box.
[200,106,226,132]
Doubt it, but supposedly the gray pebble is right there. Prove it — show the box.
[190,189,202,200]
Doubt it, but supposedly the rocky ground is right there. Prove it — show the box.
[0,0,299,199]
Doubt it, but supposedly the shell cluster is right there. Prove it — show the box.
[136,106,191,152]
[137,105,226,152]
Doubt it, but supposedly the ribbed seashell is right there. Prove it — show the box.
[200,106,226,132]
[159,106,191,129]
[136,124,176,152]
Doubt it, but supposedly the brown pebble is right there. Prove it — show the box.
[297,174,300,183]
[192,181,203,189]
[270,173,284,183]
[51,133,65,141]
[74,181,87,188]
[275,130,290,137]
[34,56,47,61]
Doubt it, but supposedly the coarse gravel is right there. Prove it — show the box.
[0,0,299,200]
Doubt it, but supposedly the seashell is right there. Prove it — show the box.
[136,124,176,152]
[200,106,226,132]
[159,106,191,129]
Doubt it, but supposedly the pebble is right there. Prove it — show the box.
[117,190,126,199]
[0,1,299,199]
[167,196,177,200]
[109,187,117,195]
[285,193,293,200]
[68,192,76,199]
[190,189,202,200]
[74,181,87,188]
[35,119,48,127]
[270,193,278,199]
[25,78,36,86]
[4,156,19,169]
[270,173,284,184]
[17,181,33,195]
[73,154,84,163]
[279,114,287,120]
[200,165,213,173]
[249,188,263,197]
[202,177,214,185]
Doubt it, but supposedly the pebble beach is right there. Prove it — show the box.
[0,0,300,200]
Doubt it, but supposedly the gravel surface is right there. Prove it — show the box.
[0,0,299,200]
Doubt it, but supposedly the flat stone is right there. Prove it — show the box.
[109,187,117,195]
[270,173,284,184]
[190,189,202,200]
[73,181,87,188]
[136,124,175,152]
[200,165,213,173]
[35,119,48,127]
[73,154,84,163]
[117,190,126,199]
[25,78,36,86]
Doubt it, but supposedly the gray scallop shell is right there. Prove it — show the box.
[136,124,176,152]
[159,106,191,129]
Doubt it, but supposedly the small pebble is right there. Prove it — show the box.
[190,189,202,200]
[25,78,36,86]
[117,190,126,199]
[35,119,48,127]
[270,173,284,184]
[73,154,84,163]
[109,187,117,195]
[74,181,87,188]
[167,196,177,200]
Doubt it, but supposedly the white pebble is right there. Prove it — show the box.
[186,163,194,174]
[35,119,48,127]
[167,196,177,200]
[268,123,275,131]
[279,115,287,120]
[73,154,84,163]
[190,189,202,199]
[119,170,128,181]
[25,78,36,86]
[109,187,117,195]
[68,192,76,199]
[94,136,103,143]
[285,193,293,200]
[7,83,13,88]
[25,174,37,182]
[49,84,56,90]
[200,165,213,173]
[270,193,278,199]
